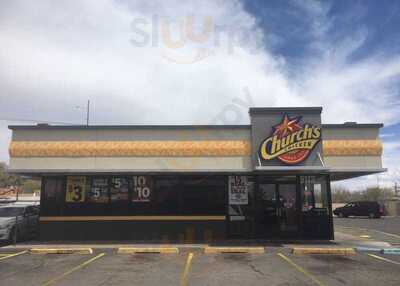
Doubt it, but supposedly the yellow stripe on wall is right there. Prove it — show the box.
[40,216,226,222]
[9,139,382,157]
[9,141,251,157]
[323,140,382,156]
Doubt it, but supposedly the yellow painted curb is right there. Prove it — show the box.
[117,247,179,254]
[204,247,265,254]
[30,248,93,255]
[292,248,356,255]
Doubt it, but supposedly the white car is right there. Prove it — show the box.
[0,203,40,242]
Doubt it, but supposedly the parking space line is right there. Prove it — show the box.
[40,252,106,286]
[180,252,194,286]
[277,253,326,286]
[0,250,28,261]
[367,254,400,266]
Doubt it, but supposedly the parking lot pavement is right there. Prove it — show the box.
[367,253,400,264]
[334,217,400,245]
[335,217,400,236]
[189,251,313,286]
[288,252,400,286]
[0,247,399,286]
[0,251,99,286]
[54,251,189,286]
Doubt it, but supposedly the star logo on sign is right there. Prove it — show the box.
[272,114,302,138]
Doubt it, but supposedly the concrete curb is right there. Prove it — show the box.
[117,247,179,254]
[292,247,356,255]
[204,247,265,254]
[30,248,93,254]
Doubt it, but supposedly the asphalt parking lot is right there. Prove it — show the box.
[334,217,400,245]
[335,216,400,236]
[0,248,399,286]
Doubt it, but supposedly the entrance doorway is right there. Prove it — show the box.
[226,175,332,240]
[255,178,299,238]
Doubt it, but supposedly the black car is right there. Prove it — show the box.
[333,201,383,218]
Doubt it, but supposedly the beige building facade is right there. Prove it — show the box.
[8,107,385,241]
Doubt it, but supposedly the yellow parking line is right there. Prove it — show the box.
[367,254,400,266]
[40,253,105,286]
[277,253,326,286]
[180,252,194,286]
[0,250,28,261]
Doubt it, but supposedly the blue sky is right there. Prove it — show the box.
[244,0,400,63]
[0,0,399,189]
[243,0,400,158]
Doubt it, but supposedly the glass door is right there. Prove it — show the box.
[256,183,279,237]
[256,178,299,238]
[277,183,298,236]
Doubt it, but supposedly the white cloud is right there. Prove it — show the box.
[0,0,399,189]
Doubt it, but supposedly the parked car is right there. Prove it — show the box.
[0,203,40,242]
[333,201,383,218]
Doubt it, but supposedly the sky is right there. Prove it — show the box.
[0,0,399,190]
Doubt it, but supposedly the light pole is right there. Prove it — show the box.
[86,100,90,126]
[75,100,91,126]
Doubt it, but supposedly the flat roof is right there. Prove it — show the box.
[249,107,323,114]
[8,123,384,130]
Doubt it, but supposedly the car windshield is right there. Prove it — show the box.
[0,207,24,217]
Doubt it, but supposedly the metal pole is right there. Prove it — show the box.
[13,215,18,246]
[86,100,90,126]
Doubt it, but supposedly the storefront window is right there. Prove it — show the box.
[155,178,180,215]
[181,176,225,215]
[65,176,86,203]
[56,175,226,216]
[132,176,153,202]
[110,177,129,202]
[42,177,65,215]
[155,176,225,215]
[300,175,329,213]
[88,177,109,203]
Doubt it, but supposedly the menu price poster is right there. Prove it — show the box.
[132,176,152,202]
[229,176,248,205]
[65,176,86,203]
[110,177,129,202]
[88,178,109,203]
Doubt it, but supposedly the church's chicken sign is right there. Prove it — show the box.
[259,114,321,164]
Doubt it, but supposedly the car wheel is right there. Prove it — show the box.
[368,213,375,219]
[338,213,344,218]
[8,227,17,243]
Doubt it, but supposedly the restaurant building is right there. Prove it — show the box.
[8,107,385,241]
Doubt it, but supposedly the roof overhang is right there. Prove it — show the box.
[254,166,330,175]
[329,168,387,181]
[10,167,386,179]
[254,166,387,180]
